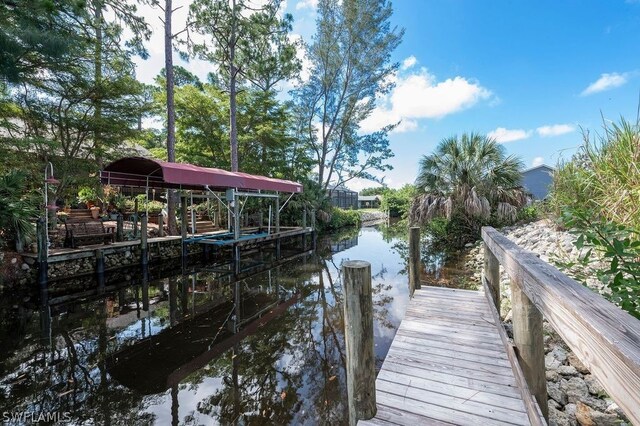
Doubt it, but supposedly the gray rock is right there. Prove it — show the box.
[558,365,579,377]
[575,401,619,426]
[21,263,30,271]
[564,403,578,423]
[548,398,561,410]
[581,395,608,412]
[561,377,589,403]
[584,375,605,396]
[24,256,36,265]
[546,353,562,369]
[549,406,571,426]
[548,381,568,405]
[546,369,560,382]
[567,353,590,374]
[551,346,567,364]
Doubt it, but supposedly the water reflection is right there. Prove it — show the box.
[0,225,412,425]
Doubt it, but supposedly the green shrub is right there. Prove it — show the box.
[325,207,361,230]
[515,203,541,223]
[77,186,98,204]
[380,184,416,218]
[557,208,640,319]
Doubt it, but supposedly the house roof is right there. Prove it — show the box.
[522,164,555,174]
[100,157,303,193]
[358,195,381,201]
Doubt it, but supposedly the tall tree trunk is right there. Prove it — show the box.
[94,0,103,168]
[229,0,238,172]
[165,0,178,234]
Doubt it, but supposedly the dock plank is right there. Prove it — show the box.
[360,286,531,425]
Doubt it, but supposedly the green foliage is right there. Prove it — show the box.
[77,187,98,204]
[515,203,541,223]
[557,208,640,319]
[360,187,386,196]
[0,0,86,84]
[324,208,361,231]
[294,0,403,191]
[380,184,416,218]
[549,117,640,318]
[0,0,152,205]
[550,118,640,231]
[411,132,526,249]
[0,170,39,246]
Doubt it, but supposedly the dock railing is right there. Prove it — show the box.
[482,226,640,425]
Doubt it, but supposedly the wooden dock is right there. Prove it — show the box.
[360,286,533,426]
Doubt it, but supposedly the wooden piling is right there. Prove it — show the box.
[511,278,548,421]
[342,260,376,423]
[181,196,188,259]
[133,198,139,239]
[484,241,501,316]
[141,214,148,267]
[408,226,421,292]
[158,213,164,237]
[302,209,307,249]
[275,194,280,233]
[96,248,105,290]
[116,214,124,242]
[36,217,48,290]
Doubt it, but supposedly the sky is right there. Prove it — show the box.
[132,1,640,191]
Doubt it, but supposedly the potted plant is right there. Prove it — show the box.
[90,206,101,219]
[77,187,98,208]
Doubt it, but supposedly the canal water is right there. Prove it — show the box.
[0,224,471,425]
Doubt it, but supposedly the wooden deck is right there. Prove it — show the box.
[360,286,532,426]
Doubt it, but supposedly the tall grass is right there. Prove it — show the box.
[551,118,640,230]
[551,118,640,318]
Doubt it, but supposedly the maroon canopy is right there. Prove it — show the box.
[100,157,303,193]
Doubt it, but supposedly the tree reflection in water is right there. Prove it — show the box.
[0,225,409,425]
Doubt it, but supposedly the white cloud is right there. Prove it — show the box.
[536,124,575,137]
[532,157,544,167]
[360,68,492,133]
[401,55,418,70]
[487,127,531,143]
[295,0,318,10]
[581,72,628,96]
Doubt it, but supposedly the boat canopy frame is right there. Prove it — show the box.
[100,157,304,239]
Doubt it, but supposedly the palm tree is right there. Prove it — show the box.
[411,133,526,226]
[0,170,39,249]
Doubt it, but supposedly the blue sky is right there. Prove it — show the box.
[134,1,640,190]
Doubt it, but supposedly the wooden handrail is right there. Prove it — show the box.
[482,226,640,425]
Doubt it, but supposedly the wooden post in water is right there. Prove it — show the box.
[96,248,105,291]
[409,226,421,292]
[343,260,376,424]
[140,214,148,268]
[36,217,48,290]
[116,213,124,242]
[511,278,548,421]
[158,213,164,237]
[483,242,501,316]
[302,208,307,249]
[311,209,317,250]
[181,196,188,259]
[133,198,139,239]
[275,193,280,233]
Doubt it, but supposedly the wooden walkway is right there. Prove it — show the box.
[360,286,532,426]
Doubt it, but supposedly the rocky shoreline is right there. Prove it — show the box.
[465,220,630,426]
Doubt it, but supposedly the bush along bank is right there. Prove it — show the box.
[464,220,631,425]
